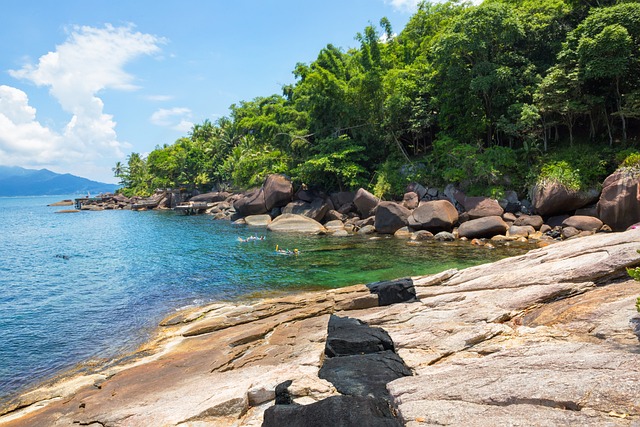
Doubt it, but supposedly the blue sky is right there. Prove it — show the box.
[0,0,421,183]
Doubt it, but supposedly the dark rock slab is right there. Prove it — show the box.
[262,395,402,427]
[319,351,411,400]
[324,315,394,358]
[366,277,417,306]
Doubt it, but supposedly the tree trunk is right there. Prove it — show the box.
[616,77,627,143]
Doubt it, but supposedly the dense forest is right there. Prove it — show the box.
[115,0,640,199]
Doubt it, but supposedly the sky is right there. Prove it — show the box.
[0,0,422,183]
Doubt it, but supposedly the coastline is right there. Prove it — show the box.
[2,229,640,426]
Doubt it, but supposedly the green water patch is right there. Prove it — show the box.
[230,229,533,295]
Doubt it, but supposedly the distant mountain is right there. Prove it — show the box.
[0,166,119,196]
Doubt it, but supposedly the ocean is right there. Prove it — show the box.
[0,195,529,404]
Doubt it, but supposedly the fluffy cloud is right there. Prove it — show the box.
[385,0,420,12]
[150,107,194,132]
[0,85,66,164]
[2,24,163,179]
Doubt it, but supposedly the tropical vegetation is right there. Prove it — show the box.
[115,0,640,199]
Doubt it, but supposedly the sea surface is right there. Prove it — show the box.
[0,196,531,405]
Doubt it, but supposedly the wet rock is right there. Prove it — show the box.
[508,225,535,238]
[393,227,412,239]
[262,395,402,427]
[324,315,394,358]
[366,277,416,306]
[319,351,411,400]
[411,230,434,241]
[434,231,456,241]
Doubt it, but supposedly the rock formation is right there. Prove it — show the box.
[2,230,639,426]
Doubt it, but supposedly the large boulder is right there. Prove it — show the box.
[233,189,267,217]
[458,216,509,239]
[329,191,356,210]
[408,200,459,232]
[531,183,600,216]
[374,202,411,234]
[282,198,331,222]
[267,213,326,234]
[596,169,640,231]
[464,196,504,219]
[263,395,403,427]
[244,214,272,227]
[562,215,603,232]
[189,192,230,203]
[513,214,544,230]
[353,188,379,218]
[263,174,293,211]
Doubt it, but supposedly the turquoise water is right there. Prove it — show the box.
[0,196,530,404]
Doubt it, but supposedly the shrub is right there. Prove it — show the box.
[628,249,640,313]
[537,160,582,191]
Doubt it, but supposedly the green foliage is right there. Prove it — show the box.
[294,136,368,191]
[618,151,640,170]
[628,249,640,313]
[537,160,582,191]
[115,1,640,200]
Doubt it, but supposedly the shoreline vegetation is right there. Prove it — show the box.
[1,229,639,426]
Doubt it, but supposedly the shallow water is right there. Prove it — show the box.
[0,196,531,403]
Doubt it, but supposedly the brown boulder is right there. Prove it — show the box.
[282,198,331,222]
[233,189,268,217]
[263,174,293,211]
[408,200,459,232]
[353,188,379,217]
[596,170,640,231]
[402,192,419,210]
[531,183,600,216]
[464,197,504,219]
[267,214,326,234]
[458,216,509,239]
[513,215,544,230]
[374,202,411,234]
[329,191,356,210]
[189,192,230,203]
[562,215,603,232]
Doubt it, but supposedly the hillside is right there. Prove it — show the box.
[0,166,118,196]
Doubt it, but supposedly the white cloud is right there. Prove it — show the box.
[150,107,193,132]
[3,24,163,180]
[385,0,420,12]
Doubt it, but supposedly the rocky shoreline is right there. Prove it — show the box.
[1,229,639,426]
[69,166,640,252]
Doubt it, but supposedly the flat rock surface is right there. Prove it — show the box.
[2,230,640,426]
